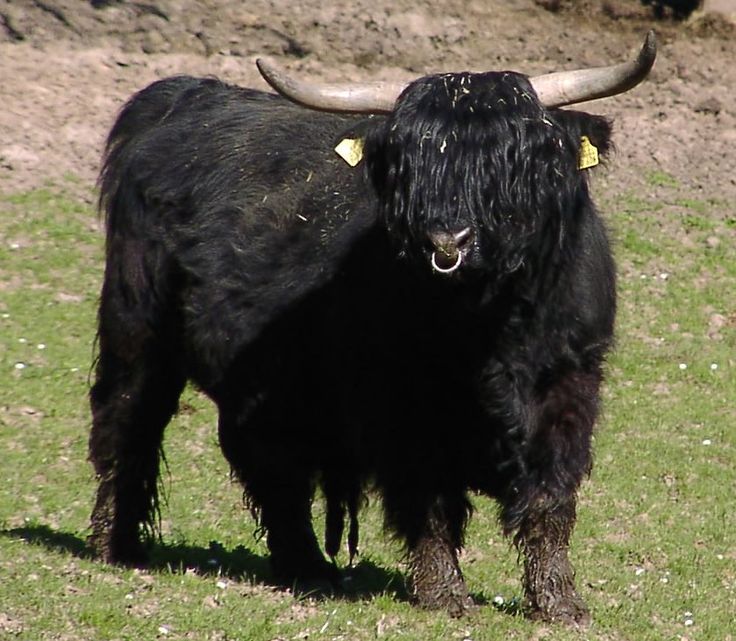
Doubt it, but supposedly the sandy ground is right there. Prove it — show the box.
[0,0,734,220]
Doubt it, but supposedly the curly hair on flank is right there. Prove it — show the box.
[89,68,616,625]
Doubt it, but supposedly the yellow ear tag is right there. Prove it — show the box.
[578,136,599,170]
[335,137,365,167]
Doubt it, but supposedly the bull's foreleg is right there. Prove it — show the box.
[407,506,473,617]
[505,369,600,626]
[88,349,184,565]
[387,493,473,616]
[516,497,590,626]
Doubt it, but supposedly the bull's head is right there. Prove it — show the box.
[257,33,655,280]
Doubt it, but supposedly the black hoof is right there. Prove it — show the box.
[271,555,342,592]
[526,593,591,628]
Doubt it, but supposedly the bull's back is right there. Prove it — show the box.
[100,75,379,230]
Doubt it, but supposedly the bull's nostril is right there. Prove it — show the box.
[453,227,474,249]
[429,227,474,256]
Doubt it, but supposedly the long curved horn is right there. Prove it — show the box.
[529,30,657,108]
[256,30,656,114]
[256,58,407,114]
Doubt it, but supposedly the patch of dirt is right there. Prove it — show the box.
[0,611,24,636]
[0,0,734,221]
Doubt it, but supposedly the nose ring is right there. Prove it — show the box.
[431,251,463,274]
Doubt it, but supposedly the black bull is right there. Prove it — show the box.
[89,68,620,624]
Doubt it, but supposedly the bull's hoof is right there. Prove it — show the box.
[526,593,591,628]
[271,555,342,592]
[417,590,476,618]
[411,579,475,618]
[87,531,149,567]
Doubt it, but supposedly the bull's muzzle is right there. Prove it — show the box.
[429,227,474,275]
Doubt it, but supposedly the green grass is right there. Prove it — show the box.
[645,170,678,189]
[1,183,734,641]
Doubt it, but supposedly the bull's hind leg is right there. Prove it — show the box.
[218,406,339,586]
[505,370,600,626]
[88,345,185,565]
[258,475,339,586]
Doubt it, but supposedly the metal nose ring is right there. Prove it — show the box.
[431,251,463,274]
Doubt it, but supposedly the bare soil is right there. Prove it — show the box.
[1,0,734,218]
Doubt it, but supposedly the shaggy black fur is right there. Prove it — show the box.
[89,69,616,624]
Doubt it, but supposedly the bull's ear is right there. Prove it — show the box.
[581,113,613,158]
[554,110,614,159]
[333,118,378,166]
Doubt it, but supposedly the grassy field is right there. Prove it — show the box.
[1,179,734,641]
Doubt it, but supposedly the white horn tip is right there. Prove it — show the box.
[639,30,657,72]
[255,57,281,91]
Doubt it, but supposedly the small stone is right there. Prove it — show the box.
[694,97,722,115]
[534,0,561,11]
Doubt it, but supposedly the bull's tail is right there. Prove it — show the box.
[99,75,202,244]
[97,76,207,340]
[89,78,198,561]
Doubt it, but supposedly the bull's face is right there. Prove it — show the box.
[365,71,611,282]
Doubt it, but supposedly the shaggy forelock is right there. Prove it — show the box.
[366,71,589,268]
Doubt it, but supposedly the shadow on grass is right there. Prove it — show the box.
[1,523,408,601]
[2,524,92,559]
